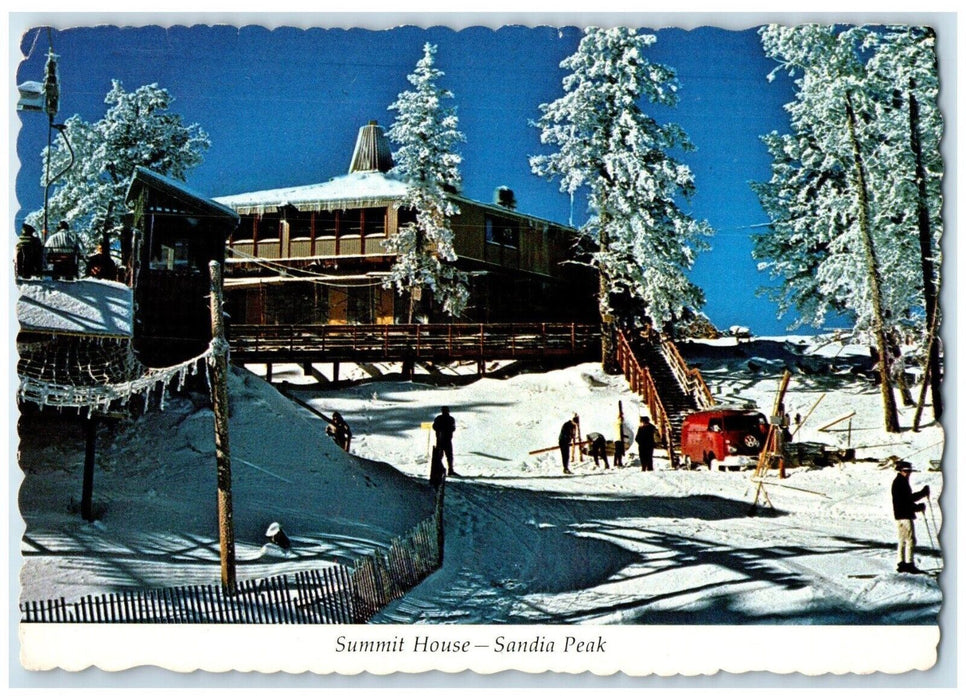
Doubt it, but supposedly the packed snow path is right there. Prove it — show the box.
[369,470,941,625]
[300,339,943,626]
[17,337,943,626]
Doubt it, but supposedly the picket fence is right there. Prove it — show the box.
[20,503,443,624]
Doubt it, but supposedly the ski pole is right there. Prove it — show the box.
[927,497,940,542]
[921,508,937,568]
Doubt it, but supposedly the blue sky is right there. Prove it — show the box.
[13,20,882,334]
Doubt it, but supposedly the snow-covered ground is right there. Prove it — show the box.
[17,334,944,628]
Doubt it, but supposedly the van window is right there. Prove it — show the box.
[708,419,722,432]
[721,414,764,432]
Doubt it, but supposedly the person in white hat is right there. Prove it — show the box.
[891,461,930,574]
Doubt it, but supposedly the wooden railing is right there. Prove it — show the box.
[229,322,600,364]
[659,335,715,409]
[615,331,678,467]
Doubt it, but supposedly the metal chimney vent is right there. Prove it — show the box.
[494,186,517,210]
[349,120,394,174]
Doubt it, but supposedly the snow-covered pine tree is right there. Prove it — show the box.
[28,81,210,253]
[384,43,469,322]
[753,25,943,432]
[530,27,712,371]
[865,26,944,420]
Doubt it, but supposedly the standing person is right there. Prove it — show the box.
[86,243,117,280]
[44,220,81,279]
[327,411,352,452]
[635,416,660,472]
[613,432,626,467]
[433,406,457,476]
[558,416,577,475]
[15,223,43,278]
[891,460,930,574]
[584,432,609,468]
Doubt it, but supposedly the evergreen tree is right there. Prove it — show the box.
[384,43,469,321]
[530,27,712,371]
[28,81,210,252]
[752,25,944,431]
[866,27,944,420]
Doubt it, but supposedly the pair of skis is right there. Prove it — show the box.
[847,568,941,579]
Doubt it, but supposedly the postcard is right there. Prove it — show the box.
[9,12,952,684]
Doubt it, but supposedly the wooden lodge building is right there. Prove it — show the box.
[214,121,597,326]
[124,166,240,367]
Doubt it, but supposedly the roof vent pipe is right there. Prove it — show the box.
[349,120,394,174]
[494,186,516,210]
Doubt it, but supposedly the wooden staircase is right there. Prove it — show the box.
[616,328,714,466]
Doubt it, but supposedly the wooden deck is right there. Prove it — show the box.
[228,322,601,365]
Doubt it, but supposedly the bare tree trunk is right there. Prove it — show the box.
[596,209,618,373]
[845,92,899,433]
[908,82,943,420]
[599,272,618,374]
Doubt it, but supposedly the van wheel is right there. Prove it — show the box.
[682,455,692,470]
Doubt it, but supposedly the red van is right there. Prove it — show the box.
[680,409,769,471]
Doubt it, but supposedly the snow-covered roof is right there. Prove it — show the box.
[214,171,409,216]
[127,166,241,223]
[16,278,133,338]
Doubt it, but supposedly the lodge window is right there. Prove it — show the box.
[254,213,282,241]
[341,208,386,236]
[147,222,205,272]
[316,210,338,236]
[398,207,417,229]
[150,241,190,270]
[485,215,519,248]
[285,209,313,239]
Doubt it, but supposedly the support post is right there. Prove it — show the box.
[209,261,237,593]
[81,415,96,521]
[435,481,445,565]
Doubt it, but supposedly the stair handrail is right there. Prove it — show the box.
[659,334,715,409]
[615,330,679,468]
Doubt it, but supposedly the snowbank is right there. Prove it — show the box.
[17,335,944,626]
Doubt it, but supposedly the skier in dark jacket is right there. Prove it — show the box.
[891,460,930,573]
[327,411,352,452]
[635,416,660,472]
[15,223,43,278]
[558,416,577,474]
[584,432,609,468]
[432,407,457,476]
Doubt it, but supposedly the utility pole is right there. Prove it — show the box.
[209,261,237,592]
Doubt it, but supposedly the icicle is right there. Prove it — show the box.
[203,358,213,393]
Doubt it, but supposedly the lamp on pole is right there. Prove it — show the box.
[18,46,71,239]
